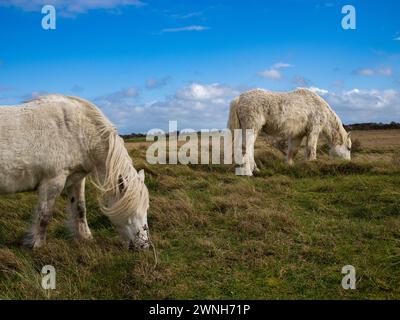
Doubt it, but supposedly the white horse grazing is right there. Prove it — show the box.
[0,95,150,250]
[228,88,352,175]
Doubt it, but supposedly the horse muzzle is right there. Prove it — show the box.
[128,238,150,251]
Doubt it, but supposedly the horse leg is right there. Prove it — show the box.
[305,130,320,161]
[249,131,259,173]
[236,127,258,176]
[66,178,92,241]
[24,175,67,248]
[286,136,302,165]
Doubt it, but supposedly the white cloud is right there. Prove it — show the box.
[308,87,400,123]
[259,69,283,79]
[0,0,144,17]
[308,87,329,95]
[175,83,238,101]
[18,84,400,133]
[353,67,393,77]
[95,83,239,133]
[161,25,209,33]
[95,83,400,132]
[259,62,293,80]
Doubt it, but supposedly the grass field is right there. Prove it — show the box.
[1,130,400,299]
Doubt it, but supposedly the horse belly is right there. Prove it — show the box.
[0,167,40,194]
[263,112,308,138]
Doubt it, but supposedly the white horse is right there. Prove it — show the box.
[0,94,150,250]
[228,88,352,175]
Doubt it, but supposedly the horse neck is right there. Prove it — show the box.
[88,135,110,181]
[323,111,346,146]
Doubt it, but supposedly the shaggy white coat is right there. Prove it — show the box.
[0,95,149,249]
[228,88,352,175]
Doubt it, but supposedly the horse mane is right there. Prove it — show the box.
[91,130,147,224]
[28,94,147,224]
[318,97,348,145]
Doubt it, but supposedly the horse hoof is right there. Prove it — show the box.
[22,235,44,249]
[78,233,93,241]
[32,241,44,249]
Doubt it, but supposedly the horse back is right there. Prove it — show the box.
[0,96,93,194]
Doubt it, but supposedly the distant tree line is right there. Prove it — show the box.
[344,122,400,131]
[121,122,400,140]
[120,133,147,140]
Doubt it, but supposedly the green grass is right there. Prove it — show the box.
[1,143,400,299]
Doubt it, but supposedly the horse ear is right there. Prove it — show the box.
[347,132,352,139]
[138,169,145,182]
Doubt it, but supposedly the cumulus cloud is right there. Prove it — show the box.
[0,0,144,17]
[95,83,239,133]
[94,83,400,132]
[308,86,329,95]
[175,83,238,102]
[353,67,393,77]
[259,69,282,80]
[308,87,400,123]
[259,62,293,80]
[160,25,209,33]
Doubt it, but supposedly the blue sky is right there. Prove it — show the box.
[0,0,399,133]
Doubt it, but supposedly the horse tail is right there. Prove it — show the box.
[227,97,241,130]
